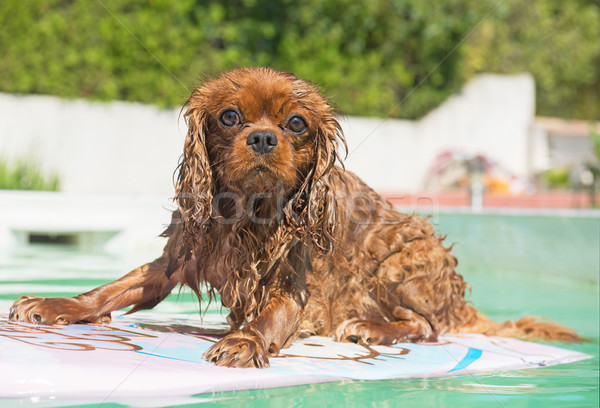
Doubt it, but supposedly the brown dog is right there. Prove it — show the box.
[9,67,579,368]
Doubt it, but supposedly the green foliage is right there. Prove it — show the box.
[464,0,600,120]
[0,0,598,119]
[0,159,60,191]
[542,167,571,189]
[590,127,600,160]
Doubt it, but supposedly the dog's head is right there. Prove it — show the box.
[176,67,345,246]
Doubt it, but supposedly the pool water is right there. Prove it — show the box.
[0,211,598,407]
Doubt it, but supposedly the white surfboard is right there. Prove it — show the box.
[0,311,591,401]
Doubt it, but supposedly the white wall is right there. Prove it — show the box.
[342,74,535,192]
[0,95,186,197]
[0,74,535,196]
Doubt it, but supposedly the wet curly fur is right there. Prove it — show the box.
[9,67,579,368]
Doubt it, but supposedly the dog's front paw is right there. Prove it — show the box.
[203,331,269,368]
[8,296,110,325]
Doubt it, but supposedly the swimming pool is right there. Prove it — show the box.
[1,211,598,407]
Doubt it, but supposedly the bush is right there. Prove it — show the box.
[542,167,571,190]
[0,159,60,191]
[0,0,598,120]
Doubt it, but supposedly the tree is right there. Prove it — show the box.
[0,0,598,119]
[464,0,600,120]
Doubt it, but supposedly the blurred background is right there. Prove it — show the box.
[0,2,598,407]
[0,0,599,205]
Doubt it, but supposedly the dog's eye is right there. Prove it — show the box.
[287,116,307,133]
[220,110,239,127]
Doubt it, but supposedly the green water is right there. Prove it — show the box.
[0,212,598,407]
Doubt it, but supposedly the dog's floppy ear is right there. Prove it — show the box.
[175,90,214,247]
[309,113,346,251]
[289,104,347,253]
[314,111,346,179]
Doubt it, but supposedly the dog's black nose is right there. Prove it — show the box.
[246,130,278,154]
